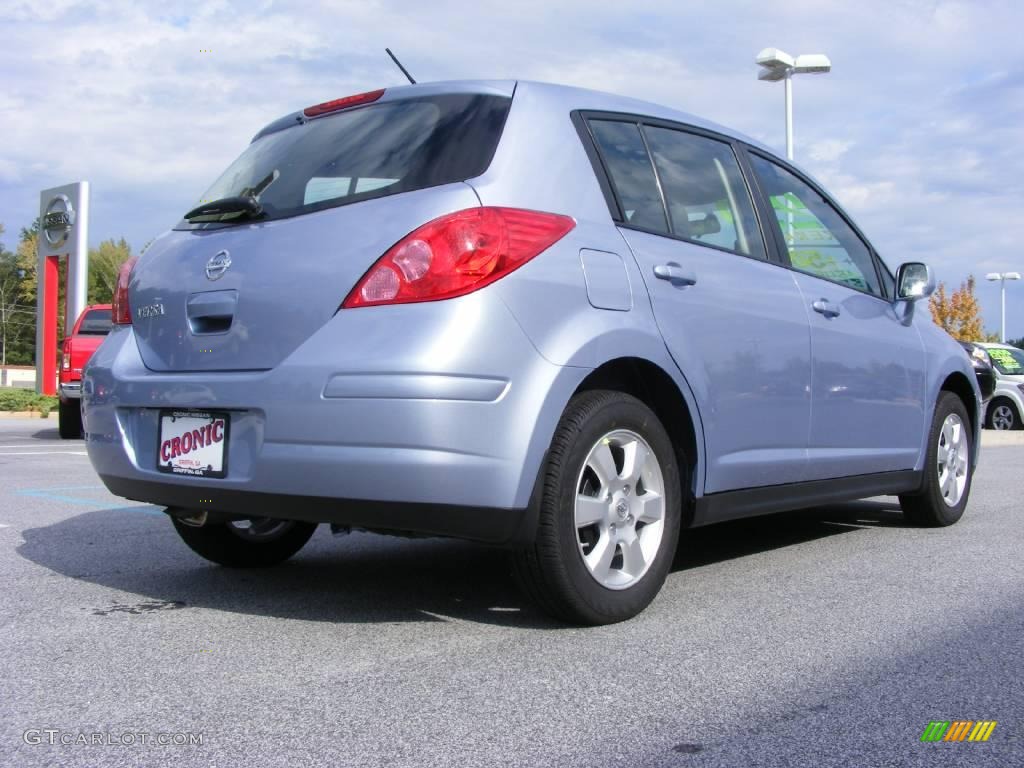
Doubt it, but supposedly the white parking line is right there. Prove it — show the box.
[0,444,67,448]
[0,451,88,455]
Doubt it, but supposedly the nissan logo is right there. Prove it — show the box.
[43,194,75,247]
[205,250,232,281]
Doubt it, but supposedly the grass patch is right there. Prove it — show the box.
[0,388,59,417]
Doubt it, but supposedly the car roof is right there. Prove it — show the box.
[514,80,774,153]
[255,79,775,155]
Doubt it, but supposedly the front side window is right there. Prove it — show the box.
[749,154,881,295]
[588,120,669,234]
[643,126,766,259]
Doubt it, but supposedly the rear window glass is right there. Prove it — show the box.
[181,94,511,226]
[588,120,669,233]
[78,309,112,335]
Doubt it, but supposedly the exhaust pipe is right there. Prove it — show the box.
[175,510,208,528]
[165,507,233,527]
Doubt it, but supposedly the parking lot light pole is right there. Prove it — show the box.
[756,48,832,161]
[986,271,1022,342]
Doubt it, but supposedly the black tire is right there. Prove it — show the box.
[171,514,317,567]
[512,390,683,625]
[899,392,973,527]
[58,399,83,439]
[985,398,1019,431]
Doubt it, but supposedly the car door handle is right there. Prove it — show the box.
[812,299,841,318]
[653,263,697,286]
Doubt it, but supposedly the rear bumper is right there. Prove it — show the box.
[59,381,82,400]
[101,474,538,544]
[83,293,586,542]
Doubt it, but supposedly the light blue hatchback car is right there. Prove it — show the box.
[84,80,980,624]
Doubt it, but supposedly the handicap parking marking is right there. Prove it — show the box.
[113,505,167,516]
[15,485,165,515]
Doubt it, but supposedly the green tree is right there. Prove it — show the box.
[15,219,42,309]
[88,238,132,303]
[1009,337,1024,350]
[1,224,35,368]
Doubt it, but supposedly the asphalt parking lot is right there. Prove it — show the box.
[1,417,1021,768]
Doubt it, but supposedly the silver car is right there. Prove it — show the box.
[976,343,1024,429]
[84,80,980,624]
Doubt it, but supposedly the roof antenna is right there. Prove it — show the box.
[385,48,416,85]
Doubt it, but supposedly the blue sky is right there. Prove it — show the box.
[1,0,1022,337]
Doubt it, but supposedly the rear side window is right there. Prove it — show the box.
[182,94,511,226]
[749,154,881,296]
[78,309,112,335]
[588,121,669,233]
[643,127,766,259]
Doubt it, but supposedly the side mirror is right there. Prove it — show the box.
[896,262,935,301]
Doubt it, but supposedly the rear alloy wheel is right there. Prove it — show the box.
[574,429,667,590]
[986,399,1018,431]
[899,392,973,526]
[58,399,83,439]
[171,512,317,567]
[512,390,682,625]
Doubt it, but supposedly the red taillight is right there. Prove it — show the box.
[303,88,386,118]
[342,207,576,309]
[112,256,138,325]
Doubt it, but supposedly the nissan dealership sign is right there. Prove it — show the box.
[36,182,90,395]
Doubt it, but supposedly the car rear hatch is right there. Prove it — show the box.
[129,86,513,373]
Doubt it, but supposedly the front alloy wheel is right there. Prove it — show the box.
[900,392,973,526]
[988,401,1017,431]
[936,413,969,507]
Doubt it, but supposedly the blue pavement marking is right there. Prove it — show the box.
[15,485,165,515]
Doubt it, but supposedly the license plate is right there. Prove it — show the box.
[157,410,229,478]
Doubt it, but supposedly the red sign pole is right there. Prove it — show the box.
[40,255,60,396]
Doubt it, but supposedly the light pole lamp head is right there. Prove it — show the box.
[987,272,1005,281]
[757,67,789,82]
[757,49,831,80]
[1006,272,1022,281]
[793,53,832,74]
[757,47,794,81]
[757,48,794,68]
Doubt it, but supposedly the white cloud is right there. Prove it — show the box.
[808,139,853,164]
[0,0,1022,333]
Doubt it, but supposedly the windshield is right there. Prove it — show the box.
[180,93,511,227]
[987,346,1024,375]
[78,309,112,335]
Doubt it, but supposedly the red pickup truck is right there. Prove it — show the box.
[59,304,112,438]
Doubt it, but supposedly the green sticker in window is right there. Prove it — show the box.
[988,348,1023,373]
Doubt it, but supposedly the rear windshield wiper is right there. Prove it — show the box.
[184,170,279,223]
[184,195,264,223]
